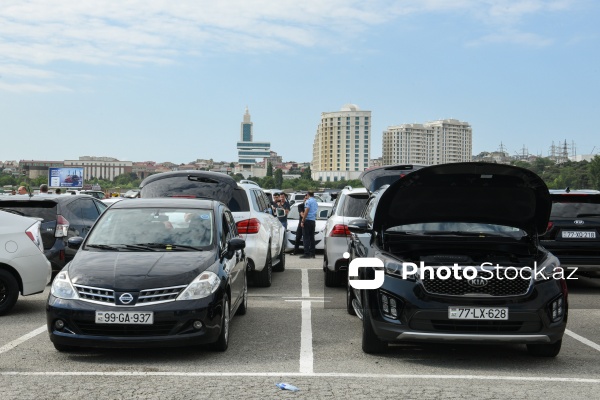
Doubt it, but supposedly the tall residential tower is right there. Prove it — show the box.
[311,104,371,182]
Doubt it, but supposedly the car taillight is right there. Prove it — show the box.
[55,215,69,237]
[237,218,260,234]
[25,222,45,253]
[546,221,554,233]
[330,224,351,237]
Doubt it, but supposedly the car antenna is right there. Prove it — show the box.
[565,186,570,193]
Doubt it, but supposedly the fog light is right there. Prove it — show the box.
[549,295,565,322]
[381,294,389,314]
[55,320,65,330]
[193,320,203,330]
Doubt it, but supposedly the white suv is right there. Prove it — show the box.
[139,171,285,287]
[233,182,285,286]
[0,211,52,315]
[323,186,369,286]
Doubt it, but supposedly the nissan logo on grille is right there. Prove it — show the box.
[468,277,488,288]
[574,220,584,225]
[119,293,134,304]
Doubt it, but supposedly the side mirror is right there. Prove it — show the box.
[347,218,371,234]
[67,236,84,249]
[224,237,245,260]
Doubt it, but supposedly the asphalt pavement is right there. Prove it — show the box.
[1,254,600,399]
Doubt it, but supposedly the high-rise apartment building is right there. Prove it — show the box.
[312,104,371,182]
[382,119,472,166]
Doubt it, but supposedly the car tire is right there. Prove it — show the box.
[213,294,230,352]
[273,245,285,272]
[527,340,562,357]
[236,273,248,316]
[362,294,387,354]
[254,248,273,287]
[53,343,78,352]
[0,269,19,316]
[346,279,356,316]
[324,268,340,287]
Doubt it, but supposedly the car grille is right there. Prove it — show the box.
[73,320,177,336]
[420,270,531,297]
[73,284,187,306]
[138,286,187,304]
[74,284,115,304]
[431,320,524,333]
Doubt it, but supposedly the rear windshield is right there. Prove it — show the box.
[0,201,57,222]
[228,189,250,212]
[341,194,369,217]
[551,195,600,218]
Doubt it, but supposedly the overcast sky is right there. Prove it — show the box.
[1,0,598,164]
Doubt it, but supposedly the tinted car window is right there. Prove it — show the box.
[78,199,100,220]
[227,188,250,212]
[0,201,57,222]
[550,196,600,218]
[341,194,369,217]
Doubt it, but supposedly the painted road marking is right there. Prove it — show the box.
[299,268,314,374]
[0,325,46,355]
[565,329,600,352]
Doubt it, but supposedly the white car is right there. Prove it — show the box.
[285,202,332,253]
[323,187,369,286]
[139,171,285,287]
[0,211,52,315]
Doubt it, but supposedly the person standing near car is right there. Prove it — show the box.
[39,184,51,196]
[17,186,27,195]
[300,191,317,259]
[277,192,291,229]
[293,195,307,255]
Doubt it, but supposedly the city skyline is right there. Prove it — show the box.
[1,1,599,164]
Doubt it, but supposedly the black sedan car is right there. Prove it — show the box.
[346,162,568,357]
[541,189,600,276]
[47,198,247,351]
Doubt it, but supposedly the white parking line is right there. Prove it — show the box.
[565,329,600,352]
[0,325,46,355]
[1,371,599,383]
[299,268,314,374]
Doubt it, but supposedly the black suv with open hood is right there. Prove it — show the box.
[346,162,568,357]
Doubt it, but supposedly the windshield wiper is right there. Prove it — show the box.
[122,244,160,251]
[423,231,505,237]
[576,213,600,218]
[86,244,122,251]
[132,243,203,251]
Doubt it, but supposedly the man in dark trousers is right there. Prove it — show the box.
[293,194,307,255]
[300,191,317,259]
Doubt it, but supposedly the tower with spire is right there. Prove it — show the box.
[237,107,271,173]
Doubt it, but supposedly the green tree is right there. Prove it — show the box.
[301,166,312,181]
[274,168,283,188]
[266,162,273,177]
[590,155,600,190]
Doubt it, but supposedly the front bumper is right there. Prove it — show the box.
[46,294,224,348]
[363,275,567,345]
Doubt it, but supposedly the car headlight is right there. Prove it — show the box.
[177,271,221,301]
[377,254,417,281]
[535,254,561,282]
[50,271,79,300]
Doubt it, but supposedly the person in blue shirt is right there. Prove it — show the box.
[300,191,318,259]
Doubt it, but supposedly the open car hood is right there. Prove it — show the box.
[372,162,551,235]
[139,171,237,205]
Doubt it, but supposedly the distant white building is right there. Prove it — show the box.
[382,119,472,166]
[64,157,133,181]
[570,154,598,162]
[311,104,371,182]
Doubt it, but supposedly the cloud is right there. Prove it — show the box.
[0,0,579,92]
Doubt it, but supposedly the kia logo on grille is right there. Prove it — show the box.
[574,220,584,225]
[119,293,134,304]
[468,277,488,288]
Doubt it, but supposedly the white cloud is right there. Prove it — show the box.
[0,0,579,92]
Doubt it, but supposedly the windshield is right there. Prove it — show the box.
[288,204,332,220]
[86,208,214,249]
[387,222,526,238]
[551,196,600,218]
